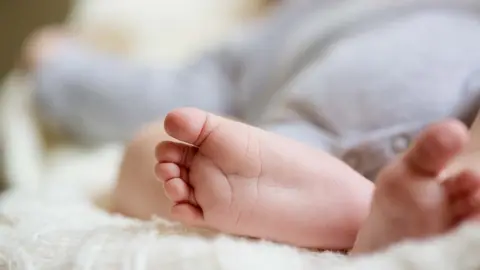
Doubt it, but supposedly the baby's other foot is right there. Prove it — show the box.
[22,26,71,69]
[22,26,125,71]
[351,120,480,255]
[154,108,374,249]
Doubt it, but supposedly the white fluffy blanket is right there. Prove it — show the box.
[3,0,480,269]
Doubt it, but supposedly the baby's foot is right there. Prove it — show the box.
[22,26,71,69]
[154,108,374,249]
[351,120,480,255]
[22,26,125,70]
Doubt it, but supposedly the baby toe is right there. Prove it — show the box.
[164,178,191,203]
[171,203,204,226]
[448,171,480,222]
[155,141,197,167]
[155,163,181,182]
[444,170,480,199]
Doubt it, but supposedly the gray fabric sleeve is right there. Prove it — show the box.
[32,2,312,144]
[261,120,334,151]
[34,41,245,144]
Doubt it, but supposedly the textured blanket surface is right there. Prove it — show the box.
[3,0,480,269]
[3,176,480,270]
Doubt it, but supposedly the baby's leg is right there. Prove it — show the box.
[24,28,238,144]
[110,121,174,220]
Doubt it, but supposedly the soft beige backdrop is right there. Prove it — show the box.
[0,0,71,80]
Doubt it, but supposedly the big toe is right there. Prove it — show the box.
[375,120,468,186]
[404,120,468,176]
[164,108,219,146]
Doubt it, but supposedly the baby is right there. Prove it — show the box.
[125,106,480,255]
[20,0,480,254]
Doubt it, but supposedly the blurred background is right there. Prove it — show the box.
[0,0,70,189]
[0,0,71,80]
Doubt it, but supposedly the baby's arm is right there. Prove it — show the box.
[34,40,245,144]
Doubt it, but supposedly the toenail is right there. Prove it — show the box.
[391,134,411,153]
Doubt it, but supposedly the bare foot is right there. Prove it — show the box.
[351,120,480,255]
[22,26,127,70]
[154,108,374,249]
[22,26,71,69]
